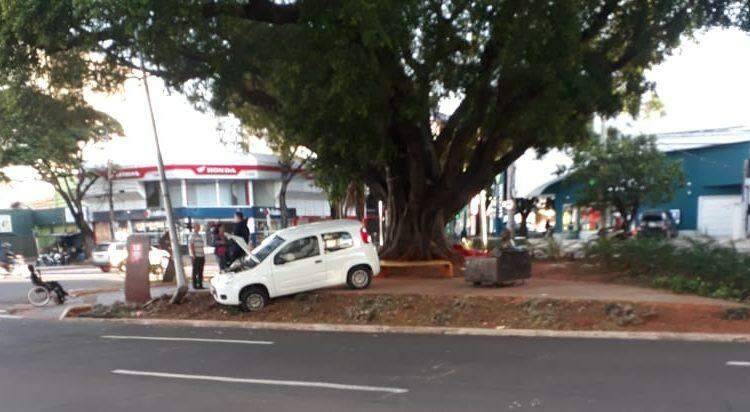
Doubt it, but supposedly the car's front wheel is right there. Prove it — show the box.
[239,286,269,312]
[347,266,372,290]
[100,264,111,273]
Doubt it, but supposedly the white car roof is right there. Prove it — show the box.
[276,219,362,240]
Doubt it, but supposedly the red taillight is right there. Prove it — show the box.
[360,226,371,244]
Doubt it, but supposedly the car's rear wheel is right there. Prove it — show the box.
[100,264,111,273]
[347,266,372,290]
[239,286,269,312]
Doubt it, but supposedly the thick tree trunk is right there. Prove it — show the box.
[379,205,457,261]
[279,178,290,228]
[330,200,342,219]
[74,213,95,257]
[519,214,529,237]
[379,166,460,262]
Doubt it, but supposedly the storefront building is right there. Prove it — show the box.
[532,126,750,239]
[0,207,79,257]
[83,152,331,245]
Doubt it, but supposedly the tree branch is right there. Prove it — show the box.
[80,174,100,197]
[581,0,619,42]
[610,4,692,71]
[240,86,280,113]
[202,0,301,24]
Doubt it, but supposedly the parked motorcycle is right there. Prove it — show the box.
[36,253,56,266]
[1,242,15,275]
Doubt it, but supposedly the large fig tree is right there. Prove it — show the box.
[0,0,746,260]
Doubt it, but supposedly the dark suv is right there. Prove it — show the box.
[638,210,679,238]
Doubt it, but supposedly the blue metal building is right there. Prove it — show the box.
[533,127,750,238]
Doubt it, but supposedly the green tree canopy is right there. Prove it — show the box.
[0,0,746,259]
[0,85,122,251]
[566,131,685,230]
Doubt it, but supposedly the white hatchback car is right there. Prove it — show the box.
[210,219,380,311]
[92,242,169,272]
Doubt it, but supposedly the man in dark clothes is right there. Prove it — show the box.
[229,211,250,263]
[29,265,67,303]
[158,232,176,282]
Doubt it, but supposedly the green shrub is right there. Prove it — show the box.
[543,237,562,260]
[585,236,750,301]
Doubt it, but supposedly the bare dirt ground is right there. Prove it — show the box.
[74,261,750,334]
[82,290,750,334]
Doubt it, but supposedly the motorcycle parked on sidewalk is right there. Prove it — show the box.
[36,253,56,267]
[1,242,16,276]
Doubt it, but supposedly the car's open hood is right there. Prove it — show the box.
[226,234,252,256]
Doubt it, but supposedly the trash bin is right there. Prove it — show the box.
[464,247,532,287]
[125,234,151,304]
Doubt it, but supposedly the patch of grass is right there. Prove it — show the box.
[585,236,750,301]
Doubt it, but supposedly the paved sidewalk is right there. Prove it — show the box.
[349,276,743,307]
[82,274,741,308]
[11,261,745,320]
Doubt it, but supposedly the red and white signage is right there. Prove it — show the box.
[112,164,287,180]
[193,165,238,175]
[115,169,145,179]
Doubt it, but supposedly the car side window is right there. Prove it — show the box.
[274,236,320,265]
[322,232,354,253]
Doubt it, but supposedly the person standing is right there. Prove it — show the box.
[214,225,228,271]
[188,224,206,289]
[229,211,250,263]
[158,232,175,283]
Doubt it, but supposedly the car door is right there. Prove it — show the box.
[321,231,356,285]
[271,235,326,295]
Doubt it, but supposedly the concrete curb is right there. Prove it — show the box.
[59,304,93,321]
[60,314,750,343]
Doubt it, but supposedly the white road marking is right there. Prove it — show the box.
[111,369,409,394]
[0,314,21,319]
[101,335,274,345]
[727,361,750,367]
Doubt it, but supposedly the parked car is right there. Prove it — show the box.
[92,242,169,273]
[638,210,679,238]
[92,242,126,272]
[210,219,380,311]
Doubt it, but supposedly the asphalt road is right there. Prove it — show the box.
[0,265,123,305]
[1,318,750,411]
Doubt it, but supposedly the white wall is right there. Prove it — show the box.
[285,177,330,217]
[252,180,278,207]
[83,179,146,212]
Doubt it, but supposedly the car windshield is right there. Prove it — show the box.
[642,213,665,222]
[250,235,285,263]
[94,244,110,252]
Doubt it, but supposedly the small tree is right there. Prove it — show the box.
[230,126,312,228]
[0,86,121,253]
[275,143,312,228]
[567,131,685,231]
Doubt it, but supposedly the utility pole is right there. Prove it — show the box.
[140,60,188,304]
[107,159,115,240]
[506,164,516,239]
[494,173,502,235]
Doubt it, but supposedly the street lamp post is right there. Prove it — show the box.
[107,160,116,240]
[140,61,188,304]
